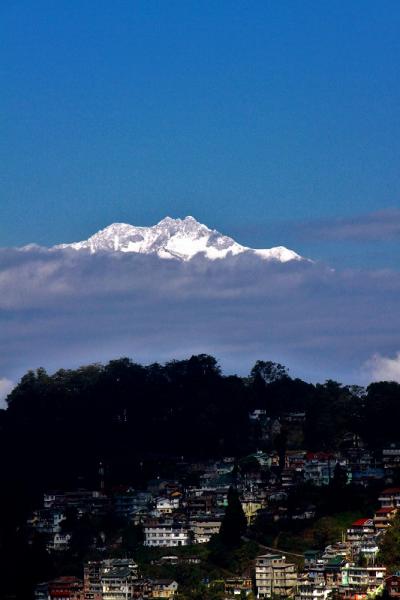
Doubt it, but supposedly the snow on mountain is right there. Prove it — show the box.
[54,216,304,262]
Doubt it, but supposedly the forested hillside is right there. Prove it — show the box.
[2,355,400,512]
[1,355,400,598]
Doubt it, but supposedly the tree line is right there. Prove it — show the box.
[1,355,400,597]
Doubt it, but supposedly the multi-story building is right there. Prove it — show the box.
[144,520,192,547]
[378,488,400,509]
[36,577,83,600]
[341,565,386,594]
[297,582,333,600]
[43,490,108,514]
[113,489,152,520]
[346,519,378,564]
[185,491,216,515]
[303,454,349,487]
[83,559,138,600]
[84,561,102,600]
[101,559,139,600]
[153,496,179,516]
[255,554,297,598]
[189,516,221,543]
[382,446,400,478]
[346,518,375,544]
[323,556,347,587]
[241,497,264,525]
[29,508,66,534]
[373,507,397,530]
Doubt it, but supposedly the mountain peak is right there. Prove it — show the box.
[55,216,304,263]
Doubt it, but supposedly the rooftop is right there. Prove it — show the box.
[351,518,374,527]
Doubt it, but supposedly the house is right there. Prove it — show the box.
[29,508,66,534]
[304,454,349,487]
[374,507,397,530]
[282,412,306,424]
[224,577,253,596]
[153,496,179,516]
[185,491,216,515]
[84,561,102,600]
[255,554,297,598]
[249,409,267,421]
[43,489,108,515]
[147,479,178,495]
[286,451,307,470]
[351,468,385,487]
[47,576,83,600]
[358,540,380,564]
[190,516,221,543]
[84,558,138,600]
[150,579,178,598]
[383,445,400,479]
[143,520,192,547]
[47,532,71,552]
[241,498,264,525]
[303,551,322,570]
[323,556,347,587]
[341,565,386,593]
[346,519,375,544]
[386,574,400,598]
[101,559,139,600]
[378,488,400,509]
[113,489,152,519]
[297,582,333,600]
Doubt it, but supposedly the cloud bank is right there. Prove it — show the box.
[366,352,400,383]
[0,246,399,394]
[0,378,14,404]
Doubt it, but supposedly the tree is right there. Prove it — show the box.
[238,456,261,476]
[219,487,247,546]
[331,462,348,489]
[250,361,289,385]
[379,513,400,572]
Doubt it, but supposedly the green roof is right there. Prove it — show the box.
[326,556,344,568]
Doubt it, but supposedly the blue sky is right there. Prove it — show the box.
[1,1,399,266]
[0,2,400,389]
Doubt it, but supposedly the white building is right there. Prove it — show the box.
[144,521,191,547]
[151,579,179,598]
[153,496,179,516]
[297,582,332,600]
[46,532,71,552]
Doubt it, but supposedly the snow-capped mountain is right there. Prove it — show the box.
[55,216,303,262]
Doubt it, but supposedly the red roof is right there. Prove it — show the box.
[351,518,373,527]
[382,487,400,494]
[306,452,335,461]
[376,507,397,514]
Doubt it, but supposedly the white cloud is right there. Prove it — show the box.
[0,378,14,407]
[366,352,400,383]
[0,246,400,384]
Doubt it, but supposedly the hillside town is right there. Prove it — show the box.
[2,356,400,600]
[29,428,400,600]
